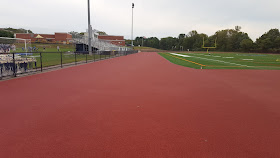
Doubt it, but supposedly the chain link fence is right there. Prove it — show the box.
[0,50,138,80]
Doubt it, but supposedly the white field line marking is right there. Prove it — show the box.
[223,57,234,58]
[194,56,247,66]
[170,53,191,57]
[213,56,221,57]
[170,53,247,67]
[242,59,254,60]
[262,62,280,63]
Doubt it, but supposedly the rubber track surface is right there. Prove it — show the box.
[1,52,280,158]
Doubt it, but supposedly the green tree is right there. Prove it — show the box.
[146,37,160,48]
[4,27,33,33]
[97,31,107,35]
[134,37,143,46]
[0,30,14,38]
[181,31,206,51]
[160,37,177,50]
[214,28,251,51]
[69,31,83,39]
[240,39,253,51]
[256,29,280,52]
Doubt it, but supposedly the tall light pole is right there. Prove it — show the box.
[88,0,92,55]
[131,3,134,48]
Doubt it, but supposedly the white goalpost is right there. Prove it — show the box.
[0,37,32,54]
[0,37,36,78]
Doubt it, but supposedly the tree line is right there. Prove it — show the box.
[0,28,33,38]
[132,27,280,53]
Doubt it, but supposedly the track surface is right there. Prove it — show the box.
[1,52,280,158]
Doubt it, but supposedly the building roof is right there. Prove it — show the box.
[55,32,71,34]
[35,35,44,39]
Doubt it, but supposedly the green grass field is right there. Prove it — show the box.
[10,43,109,68]
[12,43,75,53]
[159,52,280,70]
[28,53,108,68]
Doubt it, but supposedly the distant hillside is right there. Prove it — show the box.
[4,28,33,34]
[0,28,33,38]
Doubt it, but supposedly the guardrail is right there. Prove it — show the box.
[0,50,138,80]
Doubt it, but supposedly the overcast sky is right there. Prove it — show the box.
[1,0,280,40]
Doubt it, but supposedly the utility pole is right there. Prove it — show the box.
[131,3,134,48]
[88,0,92,55]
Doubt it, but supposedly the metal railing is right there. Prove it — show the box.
[0,50,138,80]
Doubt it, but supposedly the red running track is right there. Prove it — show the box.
[1,52,280,158]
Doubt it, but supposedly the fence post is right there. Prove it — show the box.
[86,54,87,63]
[60,51,63,68]
[40,52,42,72]
[94,51,96,62]
[75,52,77,65]
[13,53,16,77]
[0,66,2,80]
[0,67,2,80]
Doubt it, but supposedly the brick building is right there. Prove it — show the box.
[98,35,125,46]
[15,33,72,44]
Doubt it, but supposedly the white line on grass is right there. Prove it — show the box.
[193,56,247,66]
[170,53,191,57]
[170,53,247,67]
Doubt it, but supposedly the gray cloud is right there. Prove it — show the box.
[0,0,279,40]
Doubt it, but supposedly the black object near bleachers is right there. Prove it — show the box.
[75,44,98,53]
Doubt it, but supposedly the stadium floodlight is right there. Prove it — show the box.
[131,3,134,47]
[202,37,217,55]
[88,0,92,55]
